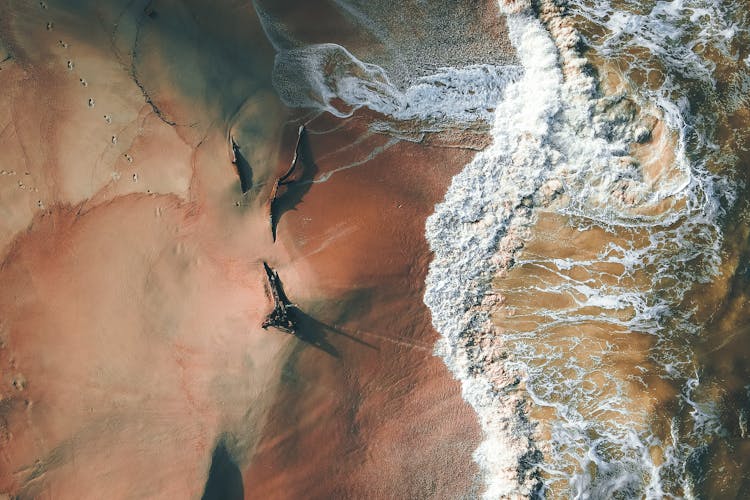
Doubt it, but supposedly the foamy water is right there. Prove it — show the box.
[266,0,750,496]
[424,0,744,497]
[272,43,521,126]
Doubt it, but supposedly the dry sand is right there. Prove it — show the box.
[0,0,513,497]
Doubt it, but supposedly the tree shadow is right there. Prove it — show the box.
[261,262,378,358]
[201,440,244,500]
[289,308,378,358]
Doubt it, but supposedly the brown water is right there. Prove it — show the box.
[485,0,750,496]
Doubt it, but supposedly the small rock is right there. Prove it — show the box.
[12,375,26,391]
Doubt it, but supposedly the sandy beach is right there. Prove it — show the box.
[245,111,485,498]
[4,0,750,497]
[0,0,512,497]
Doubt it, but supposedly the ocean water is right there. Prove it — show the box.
[423,0,750,497]
[268,0,750,497]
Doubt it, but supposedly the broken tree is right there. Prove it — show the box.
[261,262,297,334]
[269,124,306,241]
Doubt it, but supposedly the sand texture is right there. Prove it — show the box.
[0,0,513,497]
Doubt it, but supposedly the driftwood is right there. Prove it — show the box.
[269,125,306,241]
[261,262,297,334]
[230,137,239,164]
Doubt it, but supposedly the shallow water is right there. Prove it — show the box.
[525,0,750,496]
[420,0,750,497]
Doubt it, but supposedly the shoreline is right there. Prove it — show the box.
[243,109,487,498]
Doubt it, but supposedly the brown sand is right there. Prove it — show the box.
[244,111,484,498]
[0,0,513,497]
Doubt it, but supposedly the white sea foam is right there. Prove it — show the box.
[423,0,734,497]
[424,9,567,497]
[272,43,521,126]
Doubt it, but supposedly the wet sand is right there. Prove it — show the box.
[245,112,484,498]
[0,0,512,497]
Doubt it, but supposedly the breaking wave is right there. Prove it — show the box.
[424,0,740,497]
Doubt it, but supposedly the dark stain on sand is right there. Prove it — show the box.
[202,441,244,500]
[232,141,254,195]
